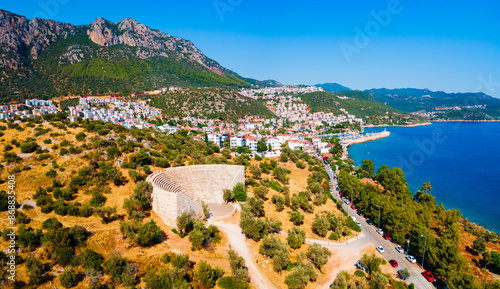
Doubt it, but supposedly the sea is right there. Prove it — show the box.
[348,122,500,233]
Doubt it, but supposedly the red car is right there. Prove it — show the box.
[383,233,390,240]
[350,204,357,210]
[389,259,398,267]
[423,271,435,282]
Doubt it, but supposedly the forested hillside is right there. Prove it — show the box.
[137,89,275,122]
[299,91,426,125]
[0,9,252,101]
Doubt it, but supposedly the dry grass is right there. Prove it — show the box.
[243,159,361,289]
[459,228,500,283]
[0,123,234,288]
[248,159,359,242]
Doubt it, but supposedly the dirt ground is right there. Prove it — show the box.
[459,228,500,283]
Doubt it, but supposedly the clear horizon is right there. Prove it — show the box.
[2,0,500,98]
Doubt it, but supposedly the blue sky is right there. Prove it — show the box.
[3,0,500,97]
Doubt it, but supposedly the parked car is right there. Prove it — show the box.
[383,233,390,240]
[376,228,384,235]
[406,255,416,263]
[356,261,368,272]
[389,259,398,267]
[376,246,384,254]
[350,204,357,210]
[344,198,350,205]
[366,219,374,225]
[357,210,363,216]
[351,216,357,222]
[356,221,361,227]
[423,271,435,282]
[395,245,405,254]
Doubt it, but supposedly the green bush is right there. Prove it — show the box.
[354,270,366,278]
[218,276,250,289]
[233,183,247,202]
[20,141,39,153]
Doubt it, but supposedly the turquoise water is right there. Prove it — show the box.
[348,122,500,233]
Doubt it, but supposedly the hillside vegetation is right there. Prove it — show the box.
[139,89,276,122]
[0,9,253,102]
[1,28,249,100]
[0,116,254,288]
[366,88,500,120]
[299,91,425,125]
[334,158,500,288]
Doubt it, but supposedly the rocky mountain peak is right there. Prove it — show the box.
[117,17,139,30]
[0,9,227,77]
[87,17,119,46]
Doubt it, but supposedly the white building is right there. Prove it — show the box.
[245,136,259,151]
[230,136,246,148]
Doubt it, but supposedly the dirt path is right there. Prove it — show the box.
[209,220,277,289]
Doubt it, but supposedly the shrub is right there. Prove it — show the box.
[4,152,22,163]
[253,185,269,200]
[76,132,86,141]
[20,141,39,153]
[103,251,136,285]
[196,260,224,288]
[135,219,162,247]
[128,169,142,182]
[37,153,51,161]
[306,243,332,270]
[188,221,221,250]
[287,226,306,249]
[354,270,366,278]
[272,195,285,211]
[218,276,251,289]
[289,211,305,226]
[312,215,330,237]
[26,257,44,285]
[233,183,247,202]
[3,144,12,151]
[284,261,317,289]
[246,197,265,217]
[60,147,69,156]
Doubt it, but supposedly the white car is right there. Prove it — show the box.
[351,216,357,222]
[395,245,405,254]
[344,198,350,205]
[376,246,384,254]
[406,255,417,263]
[376,228,384,235]
[356,221,361,227]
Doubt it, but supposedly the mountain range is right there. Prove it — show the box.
[0,9,280,101]
[317,83,500,120]
[1,9,498,121]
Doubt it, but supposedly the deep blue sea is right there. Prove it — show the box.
[348,122,500,233]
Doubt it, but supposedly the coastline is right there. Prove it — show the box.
[342,130,391,146]
[363,122,432,128]
[347,122,500,234]
[341,131,391,159]
[431,119,500,123]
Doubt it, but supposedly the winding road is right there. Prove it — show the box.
[322,159,435,289]
[209,220,277,289]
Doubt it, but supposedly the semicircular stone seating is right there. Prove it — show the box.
[146,165,245,227]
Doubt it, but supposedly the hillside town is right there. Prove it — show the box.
[1,85,370,157]
[67,96,162,129]
[0,99,57,119]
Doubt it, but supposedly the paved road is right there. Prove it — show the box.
[321,159,435,289]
